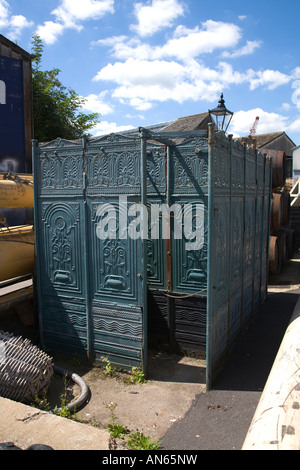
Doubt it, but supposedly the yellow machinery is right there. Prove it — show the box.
[0,173,35,312]
[0,224,34,282]
[0,173,33,209]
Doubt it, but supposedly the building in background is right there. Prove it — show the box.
[292,145,300,185]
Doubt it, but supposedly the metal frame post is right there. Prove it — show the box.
[206,122,215,390]
[140,129,148,374]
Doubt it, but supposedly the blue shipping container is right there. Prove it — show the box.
[0,56,26,173]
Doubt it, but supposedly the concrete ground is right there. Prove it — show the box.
[0,250,299,451]
[162,249,300,450]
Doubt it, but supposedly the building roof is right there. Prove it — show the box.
[120,113,211,143]
[235,131,296,150]
[0,34,32,61]
[160,112,212,133]
[121,120,175,137]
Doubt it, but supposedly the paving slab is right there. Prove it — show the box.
[0,397,110,451]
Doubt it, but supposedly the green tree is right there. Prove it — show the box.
[31,33,100,142]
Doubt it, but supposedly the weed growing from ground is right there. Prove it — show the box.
[105,402,161,450]
[53,374,77,420]
[127,431,162,450]
[33,374,77,420]
[32,389,51,412]
[101,356,116,377]
[128,367,146,384]
[106,402,129,439]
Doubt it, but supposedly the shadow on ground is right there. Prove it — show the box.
[213,291,299,392]
[161,289,299,450]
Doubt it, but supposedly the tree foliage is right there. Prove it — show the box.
[31,34,99,142]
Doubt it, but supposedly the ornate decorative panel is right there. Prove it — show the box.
[89,199,141,303]
[38,139,84,196]
[39,202,84,295]
[86,134,141,195]
[146,197,167,290]
[172,141,209,195]
[171,197,208,294]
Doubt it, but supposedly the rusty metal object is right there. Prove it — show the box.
[272,151,285,188]
[271,193,283,233]
[263,149,286,188]
[269,236,280,274]
[0,331,53,403]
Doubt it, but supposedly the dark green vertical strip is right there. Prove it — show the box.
[206,123,215,391]
[32,139,44,348]
[140,130,148,375]
[82,135,92,360]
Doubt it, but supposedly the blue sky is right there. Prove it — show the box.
[1,0,300,145]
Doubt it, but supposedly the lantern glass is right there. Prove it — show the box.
[209,93,233,133]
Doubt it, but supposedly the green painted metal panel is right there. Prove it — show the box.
[33,125,272,389]
[33,138,89,357]
[85,134,147,369]
[144,132,209,355]
[33,134,147,371]
[206,127,272,389]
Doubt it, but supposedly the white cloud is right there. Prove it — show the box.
[162,20,242,60]
[221,40,262,59]
[37,0,114,44]
[36,21,65,45]
[287,118,300,133]
[249,69,291,90]
[126,98,154,111]
[7,15,34,40]
[0,0,10,28]
[92,57,254,110]
[90,121,135,136]
[230,108,289,137]
[125,113,145,120]
[281,103,291,111]
[81,91,114,115]
[52,0,114,26]
[90,7,295,116]
[93,57,188,109]
[130,0,186,37]
[0,1,33,40]
[292,67,300,79]
[292,80,300,109]
[92,36,153,60]
[94,20,242,62]
[9,15,33,31]
[94,58,186,86]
